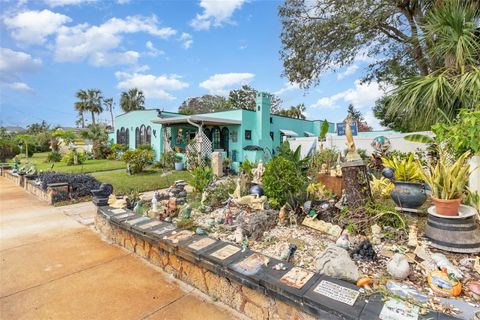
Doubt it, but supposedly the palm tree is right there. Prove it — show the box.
[386,0,480,131]
[80,125,108,159]
[75,89,88,128]
[120,88,145,112]
[85,89,103,126]
[103,97,115,127]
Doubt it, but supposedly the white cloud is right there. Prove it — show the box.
[44,0,96,7]
[310,80,388,109]
[116,0,130,3]
[53,15,176,66]
[336,65,359,80]
[364,110,383,130]
[199,72,254,95]
[1,81,34,92]
[274,82,300,96]
[0,47,42,74]
[178,33,193,49]
[115,72,189,100]
[3,9,71,45]
[145,41,164,57]
[190,0,246,31]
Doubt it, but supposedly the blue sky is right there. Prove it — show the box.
[0,0,387,129]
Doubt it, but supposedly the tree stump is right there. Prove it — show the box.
[341,160,371,209]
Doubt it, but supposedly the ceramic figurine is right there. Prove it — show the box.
[12,162,18,173]
[329,169,337,177]
[428,268,462,297]
[345,116,362,162]
[407,224,418,248]
[335,164,342,177]
[110,196,127,209]
[231,178,241,199]
[431,253,464,280]
[370,224,383,245]
[133,201,143,215]
[196,227,207,236]
[224,209,233,225]
[108,194,116,206]
[234,226,243,244]
[180,204,191,220]
[151,193,159,212]
[166,197,177,216]
[251,160,265,185]
[320,163,328,175]
[387,253,411,279]
[288,210,298,225]
[281,244,297,262]
[241,236,249,252]
[335,234,351,250]
[278,205,287,225]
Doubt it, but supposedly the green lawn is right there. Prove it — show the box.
[16,152,125,173]
[92,169,193,194]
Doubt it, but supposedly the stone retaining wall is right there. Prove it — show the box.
[94,206,454,320]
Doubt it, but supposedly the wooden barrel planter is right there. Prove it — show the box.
[317,174,343,198]
[425,214,480,253]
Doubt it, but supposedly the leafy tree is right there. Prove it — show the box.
[26,121,50,134]
[103,97,115,127]
[53,129,77,146]
[178,95,229,115]
[80,125,109,159]
[384,0,480,131]
[346,104,372,132]
[15,134,36,159]
[120,88,145,112]
[278,0,446,88]
[75,89,88,128]
[85,89,103,126]
[227,85,283,113]
[277,103,306,119]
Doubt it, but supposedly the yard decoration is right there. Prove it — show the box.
[251,160,265,185]
[344,116,361,162]
[315,244,360,283]
[407,224,418,248]
[428,268,462,297]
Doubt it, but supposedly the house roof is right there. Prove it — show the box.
[279,129,299,137]
[152,115,241,126]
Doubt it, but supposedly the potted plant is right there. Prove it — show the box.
[382,153,427,209]
[174,154,184,171]
[223,157,232,175]
[418,151,470,216]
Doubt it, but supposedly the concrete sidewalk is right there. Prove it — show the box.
[0,178,242,320]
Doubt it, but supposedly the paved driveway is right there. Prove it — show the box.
[0,178,241,320]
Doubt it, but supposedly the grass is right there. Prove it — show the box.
[15,152,125,173]
[92,169,193,194]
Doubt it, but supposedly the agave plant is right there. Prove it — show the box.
[381,153,421,182]
[418,151,471,200]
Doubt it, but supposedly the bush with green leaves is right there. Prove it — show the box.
[204,178,236,207]
[122,149,154,174]
[46,151,62,163]
[240,159,254,178]
[0,139,20,162]
[155,151,175,170]
[109,143,128,159]
[263,155,305,208]
[62,149,86,166]
[191,166,213,193]
[308,148,340,176]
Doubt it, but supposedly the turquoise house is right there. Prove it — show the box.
[112,92,334,172]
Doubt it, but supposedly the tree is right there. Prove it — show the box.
[103,97,115,127]
[120,88,145,112]
[278,0,448,89]
[277,103,306,119]
[227,85,282,113]
[178,95,229,115]
[382,0,480,131]
[84,89,103,126]
[26,121,50,134]
[75,89,88,128]
[346,104,372,132]
[80,125,109,159]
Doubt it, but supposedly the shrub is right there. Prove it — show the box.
[308,148,340,176]
[37,172,101,201]
[122,149,154,174]
[62,149,86,166]
[240,159,254,179]
[204,178,236,207]
[137,144,154,151]
[263,155,305,207]
[192,166,213,193]
[109,144,128,160]
[45,151,62,163]
[0,139,20,162]
[155,151,175,170]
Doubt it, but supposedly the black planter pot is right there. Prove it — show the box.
[390,181,427,209]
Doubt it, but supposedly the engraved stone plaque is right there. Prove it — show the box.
[210,245,240,260]
[126,217,150,225]
[280,267,314,289]
[114,213,134,219]
[313,280,359,306]
[231,253,270,276]
[138,220,162,229]
[189,238,216,251]
[111,209,126,214]
[163,230,194,244]
[379,299,419,320]
[152,224,176,235]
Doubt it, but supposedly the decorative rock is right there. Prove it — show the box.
[407,224,418,248]
[249,184,264,196]
[278,205,287,226]
[370,224,382,245]
[386,281,429,303]
[281,244,297,263]
[386,253,410,280]
[335,234,350,250]
[180,204,191,220]
[272,263,287,271]
[431,253,464,279]
[350,239,377,261]
[196,227,207,236]
[315,244,360,283]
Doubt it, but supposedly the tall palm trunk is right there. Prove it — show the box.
[80,111,85,128]
[91,111,96,126]
[110,109,114,127]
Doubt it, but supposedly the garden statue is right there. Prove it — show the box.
[345,116,362,162]
[231,178,241,199]
[288,210,298,225]
[166,197,177,216]
[387,253,410,279]
[370,224,383,245]
[110,196,127,209]
[224,209,233,225]
[233,194,267,210]
[252,160,265,185]
[180,204,191,220]
[335,164,342,177]
[278,205,287,225]
[407,224,418,248]
[151,193,159,212]
[234,226,244,243]
[319,163,328,175]
[133,201,143,215]
[12,161,18,173]
[316,244,360,283]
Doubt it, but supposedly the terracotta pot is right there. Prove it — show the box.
[432,197,462,216]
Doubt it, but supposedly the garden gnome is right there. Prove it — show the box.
[407,224,418,248]
[370,224,383,245]
[345,116,361,162]
[224,209,233,225]
[278,205,287,225]
[252,160,265,185]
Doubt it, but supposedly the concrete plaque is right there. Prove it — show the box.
[163,230,194,244]
[379,299,419,320]
[138,220,162,229]
[280,267,314,289]
[114,213,135,219]
[152,224,176,235]
[231,253,270,276]
[313,280,359,306]
[111,209,126,214]
[210,245,240,260]
[188,238,216,251]
[126,217,150,225]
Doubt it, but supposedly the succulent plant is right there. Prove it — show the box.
[381,153,421,182]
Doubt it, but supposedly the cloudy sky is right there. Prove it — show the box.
[0,0,387,128]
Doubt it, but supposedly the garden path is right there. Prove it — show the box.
[0,177,243,320]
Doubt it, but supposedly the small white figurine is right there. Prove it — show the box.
[151,192,159,212]
[252,160,265,185]
[370,224,383,245]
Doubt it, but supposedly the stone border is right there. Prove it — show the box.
[94,205,458,320]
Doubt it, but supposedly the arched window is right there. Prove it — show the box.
[146,126,151,145]
[204,128,212,142]
[125,128,129,146]
[135,127,140,148]
[120,127,126,145]
[221,127,229,155]
[212,126,221,150]
[140,125,146,145]
[116,129,120,144]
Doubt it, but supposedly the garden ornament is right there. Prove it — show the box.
[224,209,233,225]
[195,227,207,236]
[288,210,298,225]
[180,204,191,220]
[12,162,18,173]
[356,277,373,290]
[110,196,127,209]
[320,163,328,175]
[166,197,177,216]
[108,194,116,206]
[370,224,382,245]
[234,226,243,243]
[251,160,265,185]
[133,201,143,215]
[428,268,462,297]
[91,183,113,199]
[431,253,464,280]
[278,205,287,225]
[233,194,267,210]
[231,178,241,199]
[387,253,411,279]
[335,164,342,177]
[281,244,297,262]
[344,116,362,162]
[241,236,249,252]
[151,193,159,212]
[407,224,418,248]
